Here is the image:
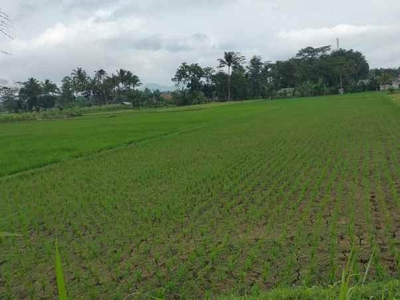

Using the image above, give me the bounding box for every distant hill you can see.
[140,83,176,92]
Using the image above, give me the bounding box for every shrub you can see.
[0,104,130,123]
[171,90,208,106]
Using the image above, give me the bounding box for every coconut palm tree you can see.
[60,76,75,105]
[93,69,108,105]
[38,79,59,109]
[116,69,127,93]
[71,67,89,98]
[218,51,245,101]
[18,78,42,111]
[42,79,59,95]
[124,71,141,91]
[94,69,107,84]
[105,75,120,103]
[114,68,141,98]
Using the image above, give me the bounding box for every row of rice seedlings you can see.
[355,111,398,280]
[228,135,328,289]
[344,135,363,281]
[258,127,336,286]
[381,116,400,271]
[179,123,326,292]
[303,135,346,286]
[263,131,333,234]
[128,122,306,296]
[279,137,335,285]
[374,122,400,277]
[196,128,311,291]
[326,136,351,283]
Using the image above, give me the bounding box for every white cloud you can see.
[1,0,400,85]
[278,24,391,41]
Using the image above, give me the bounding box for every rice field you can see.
[2,92,400,299]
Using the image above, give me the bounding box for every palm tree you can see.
[114,69,141,103]
[218,51,245,101]
[106,75,120,103]
[19,78,42,111]
[42,79,59,95]
[60,76,75,105]
[116,69,127,93]
[93,69,108,105]
[71,67,89,97]
[124,71,141,90]
[94,69,107,84]
[39,79,59,109]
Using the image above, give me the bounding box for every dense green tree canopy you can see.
[0,45,397,111]
[169,46,373,105]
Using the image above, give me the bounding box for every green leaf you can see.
[55,239,68,300]
[0,232,22,237]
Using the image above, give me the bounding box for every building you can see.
[277,88,295,97]
[380,77,400,91]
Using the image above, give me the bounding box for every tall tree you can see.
[329,49,369,89]
[0,86,19,112]
[60,76,75,106]
[124,70,141,91]
[116,69,127,93]
[247,56,264,98]
[202,67,215,99]
[93,69,109,105]
[115,69,141,99]
[104,75,119,103]
[94,69,107,83]
[18,78,42,111]
[231,64,249,100]
[42,79,58,94]
[212,71,229,101]
[38,79,59,109]
[71,67,90,98]
[295,46,331,84]
[260,62,274,99]
[218,52,245,101]
[377,72,393,86]
[172,63,205,92]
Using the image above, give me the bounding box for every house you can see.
[277,88,295,97]
[161,92,173,101]
[380,76,400,91]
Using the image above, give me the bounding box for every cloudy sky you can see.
[1,0,400,86]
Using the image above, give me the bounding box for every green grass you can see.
[217,280,400,299]
[0,101,270,177]
[55,239,68,300]
[2,92,400,299]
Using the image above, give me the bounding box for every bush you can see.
[78,104,128,113]
[171,90,208,106]
[0,104,135,123]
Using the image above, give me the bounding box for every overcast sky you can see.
[1,0,400,86]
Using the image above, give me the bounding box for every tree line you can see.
[0,68,167,112]
[171,46,392,105]
[1,46,400,112]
